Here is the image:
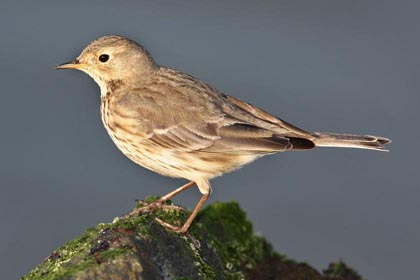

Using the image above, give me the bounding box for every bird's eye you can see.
[99,54,109,63]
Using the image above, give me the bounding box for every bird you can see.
[57,35,390,233]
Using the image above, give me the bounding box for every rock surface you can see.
[22,200,364,280]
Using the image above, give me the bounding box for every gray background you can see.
[0,1,418,279]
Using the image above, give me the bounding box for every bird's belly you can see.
[103,122,260,180]
[101,102,261,180]
[102,124,180,178]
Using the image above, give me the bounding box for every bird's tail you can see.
[312,132,391,151]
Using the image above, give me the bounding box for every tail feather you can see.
[312,132,391,151]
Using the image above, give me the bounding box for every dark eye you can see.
[99,54,109,63]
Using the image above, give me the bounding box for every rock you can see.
[22,200,364,280]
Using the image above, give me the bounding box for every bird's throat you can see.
[97,78,124,99]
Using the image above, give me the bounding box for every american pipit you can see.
[57,35,390,233]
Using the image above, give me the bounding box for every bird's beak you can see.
[56,59,83,69]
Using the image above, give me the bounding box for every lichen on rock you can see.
[22,200,364,280]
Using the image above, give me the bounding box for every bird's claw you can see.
[155,217,187,233]
[124,199,185,219]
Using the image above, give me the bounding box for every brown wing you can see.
[221,94,316,150]
[149,122,292,154]
[222,94,313,139]
[112,83,293,154]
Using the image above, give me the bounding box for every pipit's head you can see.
[57,35,157,88]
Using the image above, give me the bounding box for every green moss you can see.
[323,261,364,279]
[22,227,102,280]
[23,200,364,280]
[144,196,160,203]
[195,201,274,276]
[111,215,149,232]
[98,247,128,260]
[22,221,137,280]
[330,262,348,275]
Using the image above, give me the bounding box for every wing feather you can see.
[111,70,316,154]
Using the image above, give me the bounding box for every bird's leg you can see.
[125,181,195,218]
[155,192,210,233]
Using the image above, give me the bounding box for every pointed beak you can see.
[56,59,83,69]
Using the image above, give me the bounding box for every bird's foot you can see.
[123,198,184,219]
[155,217,187,233]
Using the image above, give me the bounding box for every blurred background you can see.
[0,1,418,279]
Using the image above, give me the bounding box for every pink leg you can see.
[155,192,210,233]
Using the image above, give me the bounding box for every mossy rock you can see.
[22,201,364,280]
